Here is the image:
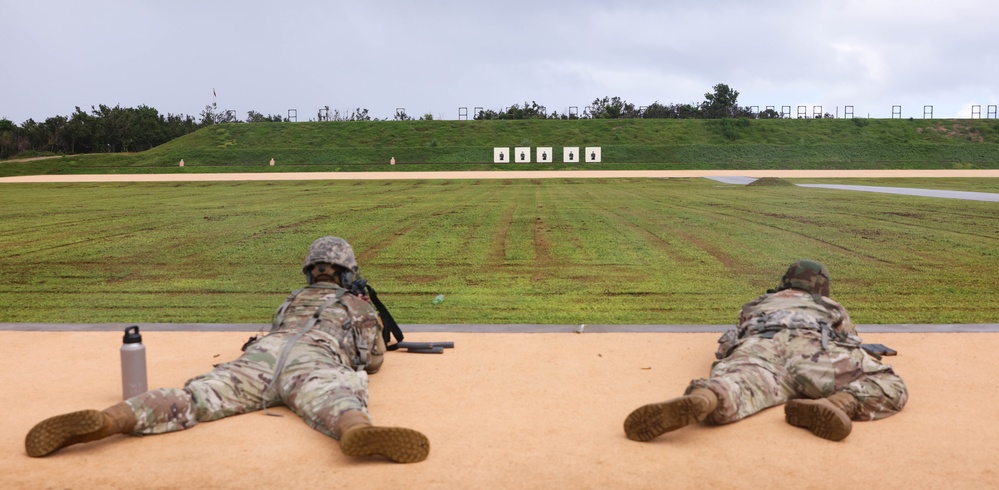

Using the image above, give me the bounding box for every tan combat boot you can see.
[336,410,430,463]
[25,402,137,457]
[623,388,719,442]
[784,391,858,441]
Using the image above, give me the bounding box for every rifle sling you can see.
[366,284,405,350]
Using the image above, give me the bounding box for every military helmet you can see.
[302,236,359,284]
[777,259,830,296]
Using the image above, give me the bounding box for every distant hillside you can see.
[4,118,999,176]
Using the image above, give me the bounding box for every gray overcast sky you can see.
[3,0,997,124]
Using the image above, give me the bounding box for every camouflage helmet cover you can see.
[777,259,830,296]
[302,236,359,276]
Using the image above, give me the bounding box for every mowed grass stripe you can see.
[0,179,997,324]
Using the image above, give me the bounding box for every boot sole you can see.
[624,396,710,442]
[785,399,853,441]
[25,410,105,457]
[340,427,430,463]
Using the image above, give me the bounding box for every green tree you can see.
[43,115,69,153]
[702,83,740,118]
[199,102,237,125]
[641,102,675,119]
[164,113,199,139]
[589,96,640,119]
[19,118,46,152]
[67,107,94,153]
[474,108,500,120]
[473,102,544,120]
[349,108,371,121]
[246,110,285,122]
[0,118,17,158]
[758,108,783,119]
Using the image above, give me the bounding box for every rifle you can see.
[861,343,897,360]
[393,341,455,354]
[354,280,454,354]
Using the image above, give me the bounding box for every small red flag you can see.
[213,88,217,98]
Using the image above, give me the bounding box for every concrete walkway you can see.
[796,184,999,202]
[705,176,999,201]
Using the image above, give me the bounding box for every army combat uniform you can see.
[125,282,386,438]
[26,236,428,463]
[625,259,907,442]
[690,288,908,424]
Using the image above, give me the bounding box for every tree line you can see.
[1,83,766,159]
[0,101,299,159]
[474,84,779,120]
[1,105,196,159]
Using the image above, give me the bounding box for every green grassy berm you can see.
[4,117,999,177]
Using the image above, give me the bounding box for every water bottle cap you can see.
[123,325,143,344]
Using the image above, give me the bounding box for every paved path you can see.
[705,175,999,201]
[796,183,999,201]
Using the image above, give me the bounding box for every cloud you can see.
[2,1,998,122]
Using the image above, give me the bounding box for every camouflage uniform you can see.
[121,236,387,440]
[689,282,907,425]
[26,237,429,462]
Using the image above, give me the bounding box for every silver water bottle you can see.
[120,325,148,400]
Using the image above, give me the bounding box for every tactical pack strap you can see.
[261,287,347,416]
[271,288,305,332]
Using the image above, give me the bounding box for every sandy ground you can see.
[3,330,998,489]
[4,170,998,488]
[3,168,999,183]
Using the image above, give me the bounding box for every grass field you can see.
[1,178,996,325]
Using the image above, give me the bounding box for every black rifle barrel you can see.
[405,347,444,354]
[395,341,454,350]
